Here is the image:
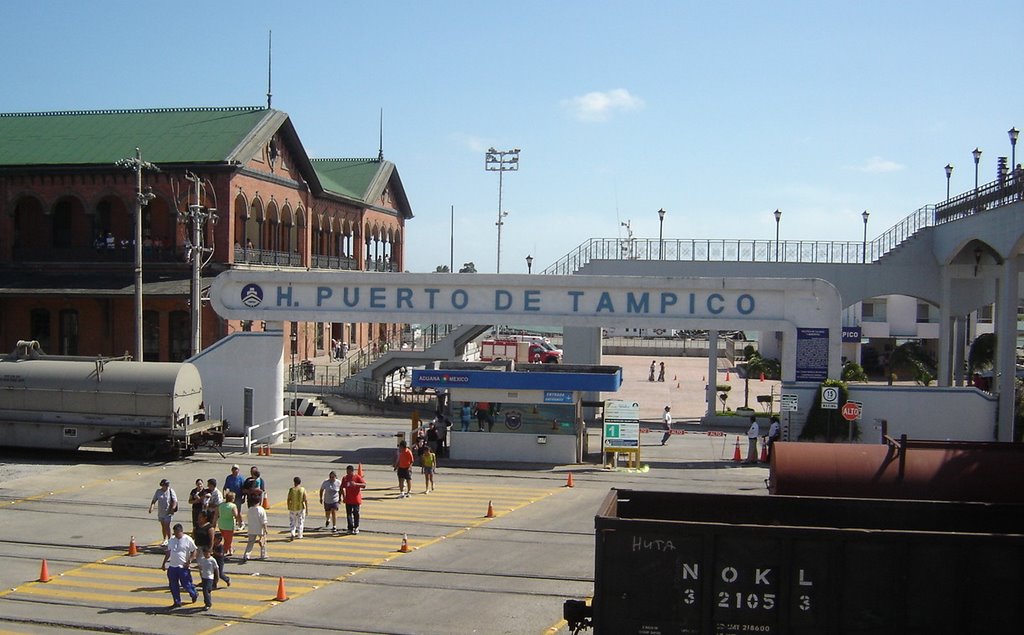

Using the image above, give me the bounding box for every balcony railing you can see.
[934,174,1024,223]
[11,245,181,263]
[540,204,938,276]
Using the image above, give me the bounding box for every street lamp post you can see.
[773,209,782,262]
[657,208,666,260]
[1010,127,1019,170]
[526,254,533,274]
[973,148,982,192]
[116,148,157,362]
[861,210,870,263]
[945,164,953,201]
[484,148,520,273]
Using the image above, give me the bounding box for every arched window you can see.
[30,308,51,351]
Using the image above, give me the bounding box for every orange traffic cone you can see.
[357,463,364,477]
[257,444,265,456]
[275,576,288,601]
[732,437,742,462]
[128,536,138,556]
[565,473,574,488]
[399,534,411,552]
[262,495,270,509]
[676,382,680,389]
[486,501,495,518]
[725,371,730,381]
[673,375,678,381]
[759,442,768,463]
[265,444,272,456]
[759,372,765,382]
[38,559,51,583]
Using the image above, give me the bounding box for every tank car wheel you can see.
[111,436,133,458]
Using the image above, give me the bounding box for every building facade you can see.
[0,106,411,361]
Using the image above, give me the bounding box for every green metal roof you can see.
[0,107,274,166]
[311,158,387,200]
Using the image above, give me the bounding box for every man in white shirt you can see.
[242,487,268,562]
[160,523,198,608]
[319,471,342,533]
[745,416,760,464]
[767,416,781,462]
[660,406,673,445]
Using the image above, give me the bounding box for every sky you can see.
[3,1,1022,274]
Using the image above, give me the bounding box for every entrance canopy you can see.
[210,271,842,380]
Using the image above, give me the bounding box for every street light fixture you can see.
[773,209,782,262]
[526,254,533,274]
[945,164,953,201]
[484,147,520,273]
[973,148,982,192]
[116,147,158,362]
[861,210,870,263]
[657,208,666,260]
[1010,127,1019,169]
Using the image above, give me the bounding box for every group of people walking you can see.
[648,360,668,382]
[148,464,289,609]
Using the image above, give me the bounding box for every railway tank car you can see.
[0,340,224,459]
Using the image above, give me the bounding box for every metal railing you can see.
[934,174,1024,223]
[541,204,937,275]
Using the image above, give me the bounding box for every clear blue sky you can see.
[4,1,1021,273]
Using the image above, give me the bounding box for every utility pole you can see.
[180,172,218,358]
[116,148,157,362]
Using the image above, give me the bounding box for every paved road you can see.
[0,414,769,635]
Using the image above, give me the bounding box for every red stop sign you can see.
[841,402,861,421]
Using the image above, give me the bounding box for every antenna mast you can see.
[266,30,273,109]
[378,108,384,161]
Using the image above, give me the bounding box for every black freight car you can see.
[565,489,1023,634]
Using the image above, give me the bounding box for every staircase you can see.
[284,394,336,416]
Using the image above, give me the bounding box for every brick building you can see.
[0,106,411,361]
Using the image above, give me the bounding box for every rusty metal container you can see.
[768,438,1024,503]
[572,489,1024,634]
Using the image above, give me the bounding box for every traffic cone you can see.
[760,372,765,382]
[38,559,51,583]
[257,445,265,456]
[357,463,364,477]
[674,375,678,381]
[676,382,680,389]
[486,501,495,518]
[565,473,575,488]
[759,442,769,463]
[265,444,273,456]
[275,576,288,601]
[732,437,742,462]
[128,536,138,556]
[399,534,411,552]
[725,371,730,381]
[262,495,270,509]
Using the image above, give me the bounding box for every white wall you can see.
[780,383,997,443]
[190,331,284,435]
[448,431,576,463]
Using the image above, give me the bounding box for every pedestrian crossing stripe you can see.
[2,481,563,626]
[8,562,325,619]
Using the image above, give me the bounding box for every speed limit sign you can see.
[821,386,840,410]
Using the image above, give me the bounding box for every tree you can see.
[841,361,868,382]
[434,265,450,273]
[968,333,995,375]
[458,262,477,273]
[798,379,860,442]
[889,341,936,385]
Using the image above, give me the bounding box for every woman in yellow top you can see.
[421,446,437,493]
[287,476,309,540]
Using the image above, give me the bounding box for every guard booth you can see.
[412,362,622,464]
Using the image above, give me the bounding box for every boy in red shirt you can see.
[340,465,366,534]
[394,440,414,498]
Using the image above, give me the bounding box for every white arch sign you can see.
[210,271,842,381]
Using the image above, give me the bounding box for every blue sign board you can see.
[841,326,862,343]
[543,390,575,404]
[795,327,829,382]
[411,368,621,392]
